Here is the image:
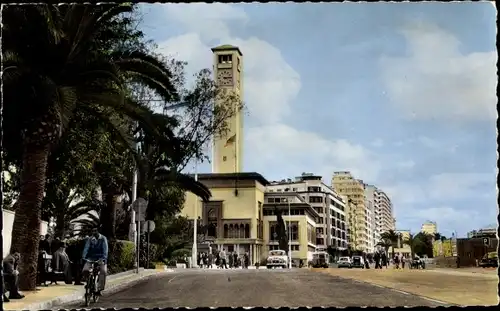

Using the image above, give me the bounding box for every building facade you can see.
[183,173,270,265]
[331,171,368,252]
[421,221,437,235]
[211,44,244,174]
[467,227,497,238]
[375,188,395,235]
[262,192,319,264]
[364,184,377,253]
[267,173,348,251]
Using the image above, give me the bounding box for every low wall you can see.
[2,209,48,258]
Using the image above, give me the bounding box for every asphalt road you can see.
[62,269,445,308]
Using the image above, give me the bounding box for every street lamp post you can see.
[192,162,198,268]
[288,198,292,269]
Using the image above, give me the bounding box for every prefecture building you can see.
[182,45,267,265]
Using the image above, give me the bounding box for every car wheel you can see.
[267,265,271,269]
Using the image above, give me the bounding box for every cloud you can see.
[427,173,495,200]
[380,21,497,122]
[245,123,382,182]
[395,160,415,169]
[162,3,249,41]
[371,138,384,148]
[157,4,301,124]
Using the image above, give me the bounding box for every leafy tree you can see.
[2,3,179,290]
[414,232,434,258]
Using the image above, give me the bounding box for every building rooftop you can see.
[211,44,243,56]
[190,172,269,186]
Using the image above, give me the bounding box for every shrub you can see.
[108,240,135,274]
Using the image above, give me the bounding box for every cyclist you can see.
[82,226,108,296]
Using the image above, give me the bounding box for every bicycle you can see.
[84,260,101,306]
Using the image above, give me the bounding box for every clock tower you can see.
[211,44,244,174]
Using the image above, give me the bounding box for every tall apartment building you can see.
[364,184,378,253]
[332,171,369,252]
[267,173,348,250]
[375,188,395,235]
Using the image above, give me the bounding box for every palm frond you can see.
[154,168,211,202]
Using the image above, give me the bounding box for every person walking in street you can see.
[401,255,406,269]
[228,251,234,268]
[244,252,249,269]
[374,252,381,269]
[233,252,239,269]
[207,252,213,269]
[220,249,228,269]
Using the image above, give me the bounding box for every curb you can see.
[14,269,171,311]
[313,269,454,306]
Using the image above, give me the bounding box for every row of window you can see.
[263,209,307,216]
[269,244,300,251]
[316,238,348,248]
[218,54,241,67]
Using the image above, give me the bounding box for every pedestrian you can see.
[220,248,228,269]
[374,252,381,269]
[233,252,239,268]
[244,252,249,269]
[401,256,406,269]
[394,255,400,269]
[228,251,234,268]
[208,252,213,269]
[381,253,387,268]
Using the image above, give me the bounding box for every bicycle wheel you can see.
[92,273,100,303]
[84,276,93,307]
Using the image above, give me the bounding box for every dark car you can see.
[479,253,498,268]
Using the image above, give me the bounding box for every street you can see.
[62,269,444,308]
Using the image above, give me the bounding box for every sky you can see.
[137,2,498,238]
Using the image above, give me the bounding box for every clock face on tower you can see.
[217,69,233,86]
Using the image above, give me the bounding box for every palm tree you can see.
[380,230,400,259]
[377,239,392,256]
[2,4,180,290]
[402,233,420,259]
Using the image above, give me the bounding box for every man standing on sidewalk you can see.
[220,249,228,269]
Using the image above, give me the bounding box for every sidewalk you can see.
[313,267,498,306]
[4,268,173,311]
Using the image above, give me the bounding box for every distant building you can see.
[421,221,437,235]
[467,227,497,238]
[332,171,367,252]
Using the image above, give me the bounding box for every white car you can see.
[337,257,352,268]
[266,250,288,269]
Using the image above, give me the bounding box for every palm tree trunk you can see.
[10,144,50,291]
[54,212,66,239]
[101,187,117,240]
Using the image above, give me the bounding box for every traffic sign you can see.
[141,220,155,233]
[132,198,148,221]
[483,237,490,247]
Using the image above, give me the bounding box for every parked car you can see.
[266,250,288,269]
[479,252,498,268]
[312,251,329,268]
[337,257,352,268]
[351,256,365,269]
